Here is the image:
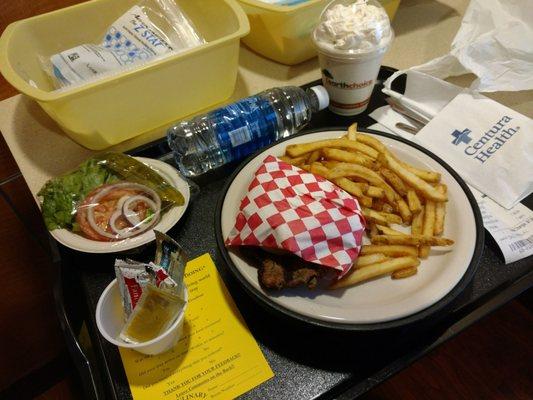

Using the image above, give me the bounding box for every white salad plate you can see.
[49,157,190,253]
[216,129,483,329]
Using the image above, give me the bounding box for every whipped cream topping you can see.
[314,0,392,53]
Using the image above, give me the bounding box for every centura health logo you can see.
[451,128,472,146]
[453,116,520,164]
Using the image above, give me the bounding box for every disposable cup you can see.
[315,47,388,115]
[312,0,393,116]
[96,279,188,355]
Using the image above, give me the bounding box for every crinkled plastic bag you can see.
[37,152,185,242]
[44,0,205,89]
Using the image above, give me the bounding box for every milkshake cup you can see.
[312,0,393,116]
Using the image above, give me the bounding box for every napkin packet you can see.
[414,91,532,210]
[225,155,366,278]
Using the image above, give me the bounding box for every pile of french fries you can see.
[279,124,454,289]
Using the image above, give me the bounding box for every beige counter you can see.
[1,0,531,200]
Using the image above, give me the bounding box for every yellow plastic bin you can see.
[0,0,250,150]
[238,0,401,65]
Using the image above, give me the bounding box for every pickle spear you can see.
[95,152,185,206]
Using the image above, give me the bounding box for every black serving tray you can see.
[56,67,533,400]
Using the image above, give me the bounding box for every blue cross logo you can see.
[451,128,472,146]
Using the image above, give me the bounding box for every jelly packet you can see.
[43,0,205,89]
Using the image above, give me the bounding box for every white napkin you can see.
[411,0,533,92]
[413,90,533,210]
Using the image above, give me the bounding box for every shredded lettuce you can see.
[38,159,118,230]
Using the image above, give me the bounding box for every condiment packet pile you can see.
[114,231,187,343]
[225,155,366,277]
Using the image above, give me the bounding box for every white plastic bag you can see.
[46,0,205,89]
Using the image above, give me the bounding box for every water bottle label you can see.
[228,126,253,147]
[212,97,278,161]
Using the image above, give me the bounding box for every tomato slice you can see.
[76,186,114,242]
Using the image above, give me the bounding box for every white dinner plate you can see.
[216,129,483,329]
[49,157,190,253]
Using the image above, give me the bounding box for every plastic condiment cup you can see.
[312,0,393,116]
[96,279,188,355]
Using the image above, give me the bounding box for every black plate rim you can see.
[214,127,485,331]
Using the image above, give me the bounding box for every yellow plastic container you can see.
[0,0,250,150]
[238,0,400,65]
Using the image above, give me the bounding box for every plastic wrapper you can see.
[42,0,206,89]
[37,152,184,243]
[154,231,187,293]
[225,155,366,278]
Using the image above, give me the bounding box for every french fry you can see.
[310,162,329,177]
[300,164,311,172]
[286,139,378,159]
[351,181,370,192]
[358,196,373,208]
[392,266,418,279]
[363,208,402,225]
[397,198,412,224]
[371,234,454,246]
[355,133,388,154]
[397,158,441,183]
[355,253,388,268]
[380,168,408,196]
[373,198,385,211]
[407,189,422,214]
[369,221,378,238]
[411,205,424,235]
[383,153,447,202]
[419,200,436,258]
[321,160,341,169]
[334,178,373,207]
[360,245,418,257]
[322,148,375,168]
[329,257,421,289]
[334,177,364,197]
[280,155,308,166]
[307,150,321,164]
[366,186,385,198]
[382,212,403,225]
[347,123,358,140]
[327,163,399,202]
[434,185,447,236]
[362,208,389,225]
[382,203,395,214]
[376,224,408,236]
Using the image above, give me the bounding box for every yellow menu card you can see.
[119,253,274,400]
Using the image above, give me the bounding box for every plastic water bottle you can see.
[167,85,329,177]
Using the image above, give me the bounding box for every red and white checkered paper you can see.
[225,155,366,277]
